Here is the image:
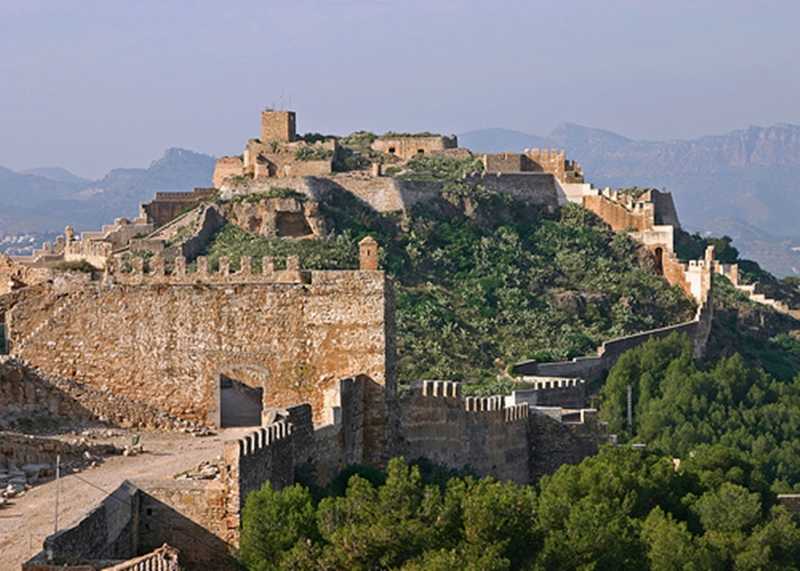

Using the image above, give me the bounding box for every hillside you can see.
[197,159,696,391]
[460,123,800,277]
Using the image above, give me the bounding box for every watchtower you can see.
[359,236,379,271]
[261,110,296,143]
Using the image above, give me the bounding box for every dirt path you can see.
[0,428,250,570]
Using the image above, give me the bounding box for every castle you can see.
[3,109,795,570]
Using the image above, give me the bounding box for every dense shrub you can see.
[601,333,800,492]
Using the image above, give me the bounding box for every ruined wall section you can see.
[140,189,217,228]
[582,194,652,231]
[371,135,457,161]
[8,267,393,428]
[527,411,602,479]
[396,381,530,483]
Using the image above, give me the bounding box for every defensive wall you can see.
[219,171,562,216]
[140,188,217,228]
[5,250,394,458]
[26,374,602,570]
[370,134,458,161]
[512,283,713,382]
[481,148,584,184]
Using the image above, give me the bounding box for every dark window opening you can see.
[417,149,425,154]
[654,247,664,275]
[220,374,263,427]
[388,147,396,154]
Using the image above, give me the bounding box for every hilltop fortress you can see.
[3,109,795,569]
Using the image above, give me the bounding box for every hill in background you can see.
[461,123,800,277]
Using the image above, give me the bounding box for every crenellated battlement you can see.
[421,379,461,398]
[417,381,528,422]
[107,254,312,285]
[464,395,504,412]
[505,403,529,422]
[235,420,293,457]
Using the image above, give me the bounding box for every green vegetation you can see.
[201,223,357,273]
[227,188,307,204]
[602,333,800,492]
[398,154,484,181]
[708,276,800,380]
[381,131,441,138]
[240,454,800,571]
[294,146,334,161]
[334,131,387,172]
[201,185,695,391]
[615,186,656,200]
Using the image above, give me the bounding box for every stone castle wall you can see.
[583,194,652,231]
[371,135,458,161]
[141,189,217,227]
[7,265,394,429]
[396,381,531,483]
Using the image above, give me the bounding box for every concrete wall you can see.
[24,481,141,568]
[8,265,394,429]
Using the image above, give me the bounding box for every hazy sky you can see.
[2,0,800,178]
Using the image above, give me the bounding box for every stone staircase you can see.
[12,293,77,353]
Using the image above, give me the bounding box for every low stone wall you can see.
[0,431,115,470]
[135,479,233,570]
[513,297,713,381]
[23,481,140,569]
[141,189,217,227]
[0,357,192,430]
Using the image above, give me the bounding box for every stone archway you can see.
[212,364,270,428]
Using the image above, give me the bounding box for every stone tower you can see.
[359,236,379,271]
[261,110,296,143]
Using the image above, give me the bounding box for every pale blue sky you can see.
[2,0,799,178]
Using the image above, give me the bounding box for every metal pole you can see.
[54,455,60,535]
[626,384,633,430]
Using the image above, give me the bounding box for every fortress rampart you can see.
[6,259,394,442]
[396,380,532,483]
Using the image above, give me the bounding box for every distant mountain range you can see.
[2,124,799,276]
[461,123,800,276]
[0,148,215,236]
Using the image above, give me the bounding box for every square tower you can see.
[261,110,296,143]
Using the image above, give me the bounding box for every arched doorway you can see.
[215,364,269,428]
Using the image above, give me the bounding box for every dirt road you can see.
[0,428,250,570]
